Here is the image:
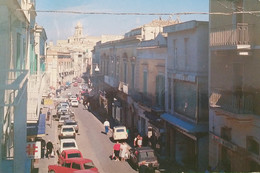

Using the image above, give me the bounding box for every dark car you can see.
[129,147,159,171]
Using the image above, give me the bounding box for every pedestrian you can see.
[113,141,121,161]
[120,142,129,161]
[103,119,110,135]
[46,140,54,159]
[137,135,143,147]
[134,134,143,148]
[40,138,46,159]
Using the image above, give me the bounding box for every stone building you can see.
[162,20,209,171]
[209,0,260,171]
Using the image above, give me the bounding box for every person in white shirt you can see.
[103,119,110,135]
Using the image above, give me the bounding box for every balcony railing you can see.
[210,23,251,47]
[210,88,254,114]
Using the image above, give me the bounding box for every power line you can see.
[17,9,260,16]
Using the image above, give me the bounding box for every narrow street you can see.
[38,86,137,173]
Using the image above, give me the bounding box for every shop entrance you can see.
[175,131,196,169]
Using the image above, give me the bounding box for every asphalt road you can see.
[66,85,137,173]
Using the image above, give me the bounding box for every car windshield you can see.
[60,117,69,121]
[116,129,125,132]
[68,153,81,158]
[63,142,76,148]
[83,162,95,169]
[62,128,74,132]
[139,151,155,161]
[65,122,77,125]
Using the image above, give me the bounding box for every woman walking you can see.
[113,141,121,161]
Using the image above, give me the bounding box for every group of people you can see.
[41,139,54,159]
[112,141,130,161]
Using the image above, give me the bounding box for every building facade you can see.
[209,0,260,171]
[0,0,36,172]
[162,21,209,171]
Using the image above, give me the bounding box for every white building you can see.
[0,0,36,172]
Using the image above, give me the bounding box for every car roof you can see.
[60,138,77,143]
[114,126,126,129]
[61,125,74,129]
[64,158,93,164]
[62,149,82,154]
[64,119,77,123]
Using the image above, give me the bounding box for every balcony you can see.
[209,88,254,122]
[210,23,252,49]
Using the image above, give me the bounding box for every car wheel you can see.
[48,170,55,173]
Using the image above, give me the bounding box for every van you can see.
[113,126,128,141]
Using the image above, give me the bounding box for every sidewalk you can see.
[37,106,59,173]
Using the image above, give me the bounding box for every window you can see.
[16,33,21,70]
[143,71,148,94]
[156,74,165,107]
[131,63,135,88]
[72,163,81,170]
[184,38,189,69]
[124,62,127,83]
[173,39,177,69]
[221,127,232,141]
[247,137,259,155]
[168,78,172,111]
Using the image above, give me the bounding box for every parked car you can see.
[59,139,78,153]
[69,95,77,102]
[64,120,79,133]
[59,125,76,139]
[57,102,70,110]
[113,126,128,141]
[58,115,71,127]
[57,107,69,117]
[71,100,79,107]
[58,149,83,165]
[48,158,98,173]
[129,147,159,171]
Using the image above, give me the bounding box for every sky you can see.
[36,0,209,43]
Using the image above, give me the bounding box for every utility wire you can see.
[17,9,260,16]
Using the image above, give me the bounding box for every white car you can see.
[59,139,78,153]
[113,126,128,141]
[59,125,76,139]
[70,100,79,107]
[69,96,77,101]
[58,115,71,127]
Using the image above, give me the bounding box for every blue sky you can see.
[36,0,209,43]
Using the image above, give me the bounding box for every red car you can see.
[58,149,83,165]
[48,158,99,173]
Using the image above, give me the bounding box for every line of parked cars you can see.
[48,100,99,173]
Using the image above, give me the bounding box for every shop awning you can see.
[27,114,46,137]
[161,113,208,133]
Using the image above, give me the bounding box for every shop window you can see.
[221,127,231,141]
[247,137,259,155]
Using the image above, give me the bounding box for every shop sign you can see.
[26,141,41,159]
[211,133,237,151]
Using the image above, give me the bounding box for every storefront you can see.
[161,113,208,171]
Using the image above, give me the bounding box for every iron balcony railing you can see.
[210,88,255,114]
[210,23,251,47]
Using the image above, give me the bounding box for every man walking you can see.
[46,140,54,159]
[103,119,110,135]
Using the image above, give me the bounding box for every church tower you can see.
[74,22,83,42]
